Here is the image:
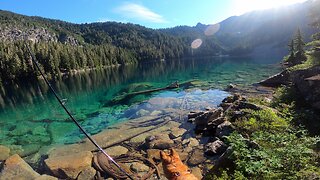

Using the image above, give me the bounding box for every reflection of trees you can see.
[0,57,227,112]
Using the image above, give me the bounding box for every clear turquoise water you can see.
[0,57,280,155]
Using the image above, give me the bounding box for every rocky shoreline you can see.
[0,85,273,179]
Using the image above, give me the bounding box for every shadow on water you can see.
[0,56,281,153]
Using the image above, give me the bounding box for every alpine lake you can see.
[0,56,281,157]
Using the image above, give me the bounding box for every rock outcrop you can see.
[186,93,264,172]
[259,66,320,110]
[0,154,40,180]
[0,26,57,42]
[292,66,320,110]
[204,140,227,155]
[258,70,290,87]
[0,26,79,45]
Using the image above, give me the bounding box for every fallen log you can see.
[105,82,179,106]
[122,81,179,97]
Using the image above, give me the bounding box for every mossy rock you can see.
[9,125,32,136]
[17,134,51,145]
[180,80,208,89]
[120,83,154,94]
[32,126,48,136]
[48,122,78,143]
[20,144,41,157]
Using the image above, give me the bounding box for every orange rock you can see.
[0,145,10,161]
[44,151,93,179]
[0,154,40,179]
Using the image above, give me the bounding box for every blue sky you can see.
[0,0,308,29]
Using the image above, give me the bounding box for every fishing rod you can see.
[25,42,135,180]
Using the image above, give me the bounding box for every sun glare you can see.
[232,0,308,15]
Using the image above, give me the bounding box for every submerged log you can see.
[105,82,179,106]
[121,81,179,97]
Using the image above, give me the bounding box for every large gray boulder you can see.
[205,140,228,156]
[258,69,290,87]
[293,66,320,110]
[215,121,234,139]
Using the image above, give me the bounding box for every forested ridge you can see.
[0,10,200,84]
[1,0,320,85]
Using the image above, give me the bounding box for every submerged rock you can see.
[20,144,41,157]
[0,154,40,179]
[32,126,48,136]
[150,110,162,116]
[44,151,93,179]
[9,125,32,136]
[169,127,187,139]
[48,122,78,143]
[135,109,150,117]
[18,134,50,145]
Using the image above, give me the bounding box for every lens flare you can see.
[204,23,220,36]
[191,39,202,49]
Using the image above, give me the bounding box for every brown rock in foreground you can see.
[77,166,96,180]
[44,151,93,179]
[34,174,58,180]
[0,154,40,180]
[0,145,10,161]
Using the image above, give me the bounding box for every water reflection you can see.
[0,57,280,115]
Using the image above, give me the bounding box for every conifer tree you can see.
[295,28,305,55]
[288,39,295,57]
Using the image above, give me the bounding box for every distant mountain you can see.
[163,0,319,57]
[0,10,190,60]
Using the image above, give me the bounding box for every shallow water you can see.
[0,56,280,155]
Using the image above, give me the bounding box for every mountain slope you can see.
[163,0,319,57]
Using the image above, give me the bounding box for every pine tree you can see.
[288,39,295,57]
[295,28,305,55]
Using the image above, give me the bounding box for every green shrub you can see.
[225,131,319,179]
[272,85,320,136]
[234,108,290,134]
[287,54,320,71]
[247,96,271,106]
[271,86,298,108]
